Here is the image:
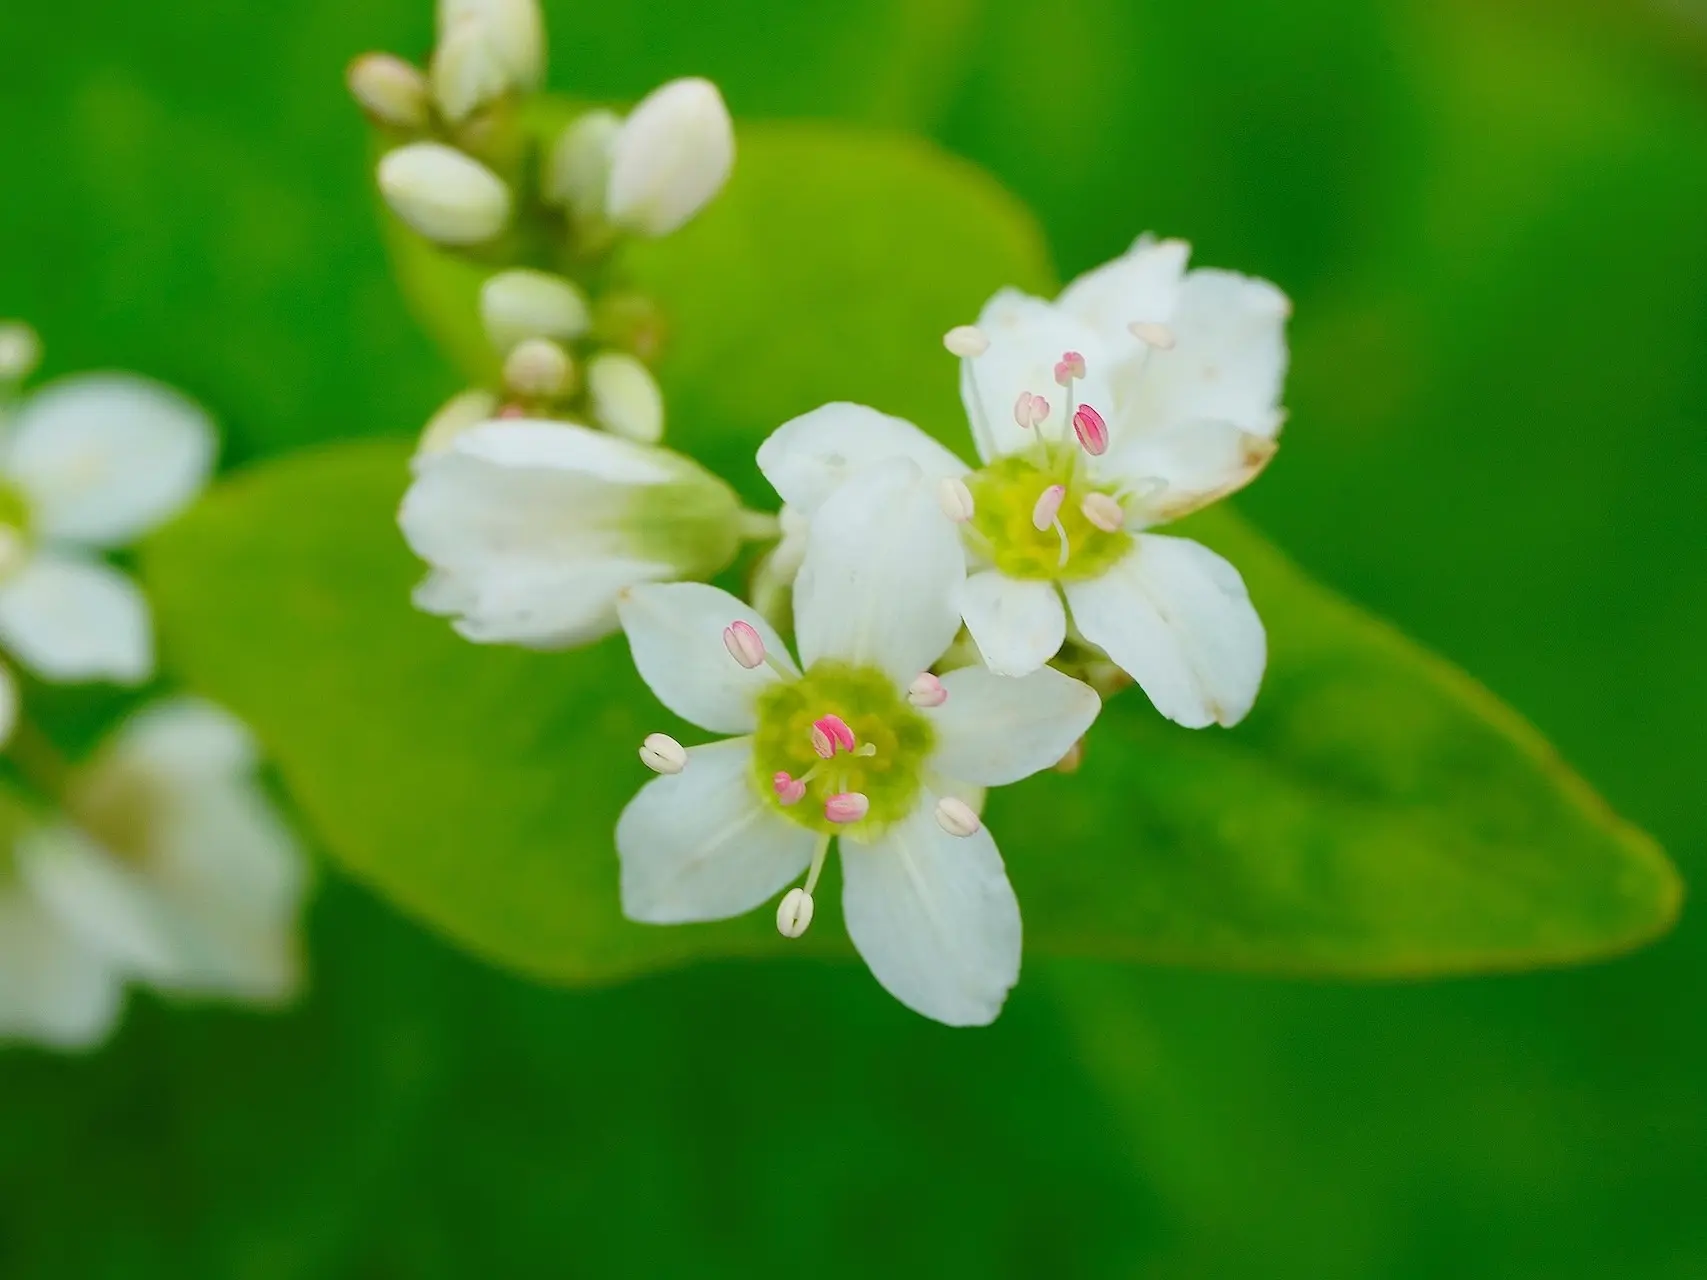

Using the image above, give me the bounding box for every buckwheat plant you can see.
[756,235,1289,728]
[351,0,765,647]
[0,324,308,1050]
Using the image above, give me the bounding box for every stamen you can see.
[1081,492,1124,533]
[908,672,948,708]
[935,796,981,837]
[1013,390,1036,430]
[942,325,990,357]
[1053,350,1086,386]
[824,792,870,824]
[1027,394,1051,429]
[1128,321,1176,349]
[810,713,856,758]
[1072,404,1108,456]
[1031,484,1066,532]
[722,619,766,669]
[937,476,975,523]
[639,732,687,775]
[776,887,815,938]
[772,771,807,805]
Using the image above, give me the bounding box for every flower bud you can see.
[606,78,735,237]
[639,732,687,775]
[586,351,664,444]
[480,269,590,353]
[433,0,543,122]
[0,321,42,383]
[377,142,511,245]
[417,388,500,459]
[545,110,621,216]
[347,53,430,129]
[776,887,814,938]
[502,339,574,398]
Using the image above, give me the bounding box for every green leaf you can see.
[144,123,1677,985]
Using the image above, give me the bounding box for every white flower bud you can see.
[480,269,590,353]
[377,143,512,245]
[934,796,981,838]
[776,887,814,938]
[347,53,430,129]
[503,338,574,398]
[433,0,543,123]
[0,321,42,383]
[586,351,664,444]
[606,78,735,237]
[639,732,687,775]
[544,110,620,216]
[417,388,500,459]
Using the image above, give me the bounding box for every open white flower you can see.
[401,418,744,648]
[0,699,309,1049]
[757,235,1287,729]
[0,373,215,685]
[616,460,1100,1026]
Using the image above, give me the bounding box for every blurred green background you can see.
[3,0,1705,1275]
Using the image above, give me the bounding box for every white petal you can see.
[96,696,257,779]
[1122,269,1290,438]
[0,885,124,1050]
[446,557,674,648]
[0,552,152,683]
[4,374,216,546]
[841,801,1021,1027]
[757,403,969,514]
[963,289,1115,463]
[928,664,1101,786]
[1064,534,1266,728]
[793,458,964,686]
[617,582,796,734]
[959,570,1066,678]
[1104,417,1278,524]
[1057,234,1191,335]
[0,661,16,748]
[448,418,679,482]
[616,737,816,923]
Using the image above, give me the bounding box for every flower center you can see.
[750,659,934,835]
[964,453,1130,582]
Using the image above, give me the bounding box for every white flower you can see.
[0,699,309,1049]
[400,418,743,648]
[377,142,512,246]
[0,373,214,684]
[615,460,1100,1026]
[756,235,1288,729]
[606,78,735,237]
[431,0,544,123]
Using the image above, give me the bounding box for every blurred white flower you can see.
[377,142,512,246]
[400,418,743,647]
[416,388,501,461]
[0,373,215,685]
[616,460,1100,1026]
[585,351,664,444]
[606,78,735,237]
[479,268,590,353]
[346,53,430,130]
[0,699,310,1050]
[431,0,544,123]
[756,235,1289,729]
[545,110,621,219]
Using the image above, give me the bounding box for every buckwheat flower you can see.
[0,372,215,684]
[606,78,735,237]
[756,237,1288,729]
[1,699,309,1048]
[616,460,1100,1026]
[401,418,743,647]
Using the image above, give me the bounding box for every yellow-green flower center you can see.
[751,660,934,835]
[964,452,1131,582]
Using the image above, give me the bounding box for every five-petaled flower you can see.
[615,459,1100,1026]
[757,234,1289,729]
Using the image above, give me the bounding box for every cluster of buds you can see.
[348,0,735,451]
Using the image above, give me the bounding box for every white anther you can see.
[942,325,990,357]
[1080,492,1124,533]
[1127,321,1176,350]
[934,796,981,838]
[937,476,975,523]
[1031,484,1066,532]
[639,732,687,774]
[776,887,815,938]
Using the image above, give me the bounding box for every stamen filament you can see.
[802,834,832,894]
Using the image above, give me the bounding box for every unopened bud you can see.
[480,269,590,352]
[0,321,42,383]
[417,388,500,458]
[586,351,664,444]
[723,620,765,669]
[377,142,511,245]
[824,792,869,825]
[606,77,735,236]
[502,339,574,398]
[942,325,989,357]
[434,0,544,123]
[545,109,621,215]
[934,796,981,838]
[907,672,948,708]
[776,887,814,938]
[639,732,686,774]
[937,476,975,523]
[347,53,430,130]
